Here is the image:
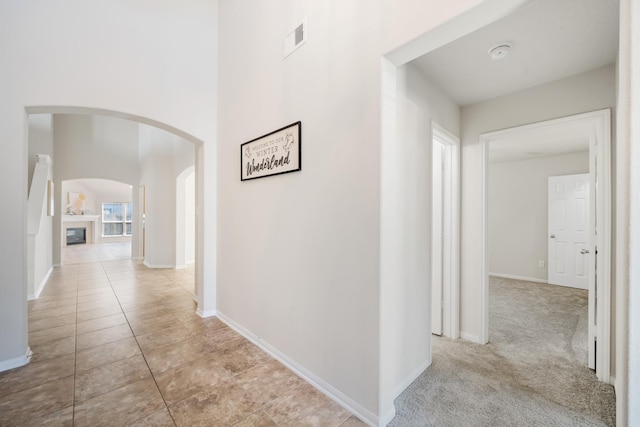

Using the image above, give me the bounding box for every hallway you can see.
[0,260,364,426]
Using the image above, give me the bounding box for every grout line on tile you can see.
[106,260,179,427]
[72,264,80,426]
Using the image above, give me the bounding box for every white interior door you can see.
[548,174,590,289]
[431,142,444,336]
[548,173,595,369]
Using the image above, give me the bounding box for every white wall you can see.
[489,152,589,282]
[139,124,195,268]
[380,62,460,419]
[54,115,140,183]
[216,1,518,423]
[459,65,616,344]
[172,126,196,268]
[176,167,196,268]
[0,0,217,371]
[27,160,53,301]
[185,171,196,265]
[53,114,140,261]
[28,115,54,190]
[27,116,54,300]
[217,2,383,419]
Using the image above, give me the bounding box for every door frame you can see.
[432,122,461,339]
[479,109,611,384]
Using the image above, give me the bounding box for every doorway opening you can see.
[176,166,196,270]
[176,166,196,297]
[60,178,133,265]
[480,109,612,382]
[25,107,209,315]
[430,122,460,339]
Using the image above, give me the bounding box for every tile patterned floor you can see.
[0,259,365,426]
[62,242,132,265]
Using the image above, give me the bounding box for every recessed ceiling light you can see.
[488,42,513,60]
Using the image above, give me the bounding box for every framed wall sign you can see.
[241,121,301,181]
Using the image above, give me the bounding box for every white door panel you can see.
[548,174,589,290]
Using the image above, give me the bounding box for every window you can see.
[102,202,132,236]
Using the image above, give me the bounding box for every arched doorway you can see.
[25,106,210,321]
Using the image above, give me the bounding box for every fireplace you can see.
[66,227,86,245]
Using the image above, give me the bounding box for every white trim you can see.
[196,308,217,318]
[143,261,175,269]
[595,109,612,384]
[380,407,397,427]
[610,375,616,388]
[28,266,53,301]
[217,311,378,427]
[479,109,612,383]
[460,332,482,344]
[0,347,31,373]
[393,359,431,399]
[480,131,490,344]
[549,282,588,291]
[432,122,461,340]
[489,272,547,284]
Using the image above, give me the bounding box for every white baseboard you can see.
[216,311,378,427]
[196,308,217,318]
[175,264,187,270]
[143,261,175,269]
[28,266,53,301]
[0,347,32,373]
[380,407,396,427]
[548,282,588,290]
[609,375,616,388]
[460,332,482,344]
[393,359,431,399]
[489,272,547,284]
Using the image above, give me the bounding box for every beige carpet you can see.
[390,276,616,426]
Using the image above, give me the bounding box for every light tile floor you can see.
[0,259,365,426]
[62,242,132,265]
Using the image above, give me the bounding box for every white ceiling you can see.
[486,118,591,163]
[411,0,619,107]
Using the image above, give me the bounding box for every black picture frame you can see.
[241,121,301,181]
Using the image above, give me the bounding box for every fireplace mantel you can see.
[62,214,100,222]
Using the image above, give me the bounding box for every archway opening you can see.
[25,106,207,316]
